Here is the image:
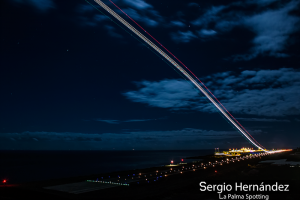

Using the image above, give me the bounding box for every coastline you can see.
[1,150,299,199]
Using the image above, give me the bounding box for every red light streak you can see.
[92,0,265,150]
[108,0,264,149]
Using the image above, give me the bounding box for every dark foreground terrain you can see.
[1,150,299,200]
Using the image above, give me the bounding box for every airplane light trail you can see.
[107,0,264,150]
[93,0,265,150]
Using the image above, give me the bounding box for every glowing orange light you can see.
[3,180,6,183]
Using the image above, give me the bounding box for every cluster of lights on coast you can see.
[1,149,292,186]
[214,147,283,157]
[86,149,292,186]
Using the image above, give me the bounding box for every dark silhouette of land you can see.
[1,150,299,200]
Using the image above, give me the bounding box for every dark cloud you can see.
[95,119,120,124]
[170,30,198,43]
[12,0,55,12]
[123,68,300,116]
[114,0,164,27]
[198,29,217,37]
[75,5,122,38]
[170,5,226,43]
[76,0,163,38]
[107,0,189,29]
[140,137,155,140]
[1,131,103,142]
[236,118,290,122]
[246,0,279,6]
[124,119,153,122]
[185,0,300,59]
[191,5,226,26]
[121,8,159,27]
[123,79,201,109]
[94,14,108,22]
[127,128,262,140]
[103,25,123,38]
[95,118,165,124]
[75,3,124,40]
[80,0,299,58]
[96,128,258,150]
[20,0,297,60]
[76,4,94,13]
[170,20,186,27]
[123,0,153,10]
[75,4,109,27]
[188,2,200,7]
[234,0,300,60]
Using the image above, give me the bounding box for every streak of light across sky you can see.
[91,0,265,150]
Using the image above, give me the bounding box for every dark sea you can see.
[0,150,213,184]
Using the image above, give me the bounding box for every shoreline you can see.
[0,149,212,185]
[1,150,299,199]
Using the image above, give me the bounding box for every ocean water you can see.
[0,150,213,184]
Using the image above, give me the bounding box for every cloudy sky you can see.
[1,0,299,150]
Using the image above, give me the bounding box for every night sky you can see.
[1,0,299,150]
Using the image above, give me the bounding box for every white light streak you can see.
[93,0,265,151]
